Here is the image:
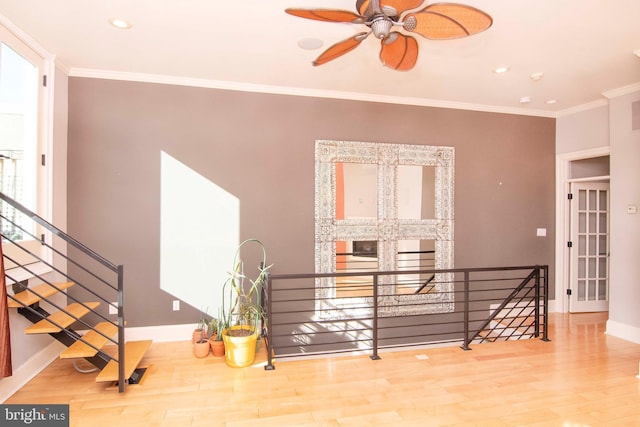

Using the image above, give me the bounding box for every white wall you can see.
[556,105,609,154]
[606,90,640,343]
[556,98,640,343]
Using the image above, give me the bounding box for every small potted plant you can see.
[208,315,226,357]
[193,315,211,358]
[192,313,208,344]
[220,238,271,367]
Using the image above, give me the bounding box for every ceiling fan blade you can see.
[358,0,424,16]
[313,32,370,66]
[381,0,425,15]
[356,0,370,16]
[285,8,364,23]
[379,32,419,71]
[404,3,492,39]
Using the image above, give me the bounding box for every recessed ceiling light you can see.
[109,18,132,29]
[519,96,531,104]
[493,66,510,74]
[530,72,544,81]
[545,99,557,105]
[297,38,323,50]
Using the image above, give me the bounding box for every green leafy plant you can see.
[209,314,226,341]
[220,239,272,337]
[194,310,209,343]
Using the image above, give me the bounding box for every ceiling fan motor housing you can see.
[369,16,393,39]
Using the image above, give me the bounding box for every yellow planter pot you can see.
[222,326,258,368]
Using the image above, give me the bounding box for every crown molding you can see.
[69,68,557,118]
[554,99,610,117]
[0,12,54,60]
[602,82,640,99]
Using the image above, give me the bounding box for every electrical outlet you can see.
[172,300,180,311]
[109,302,118,315]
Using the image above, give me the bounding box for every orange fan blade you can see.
[356,0,370,16]
[404,3,492,39]
[313,33,369,66]
[285,8,364,23]
[357,0,424,16]
[379,32,419,71]
[381,0,425,15]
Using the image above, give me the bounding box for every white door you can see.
[569,182,610,312]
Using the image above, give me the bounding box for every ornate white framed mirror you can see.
[314,140,455,318]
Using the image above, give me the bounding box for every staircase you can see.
[470,267,547,345]
[1,192,151,392]
[475,301,541,342]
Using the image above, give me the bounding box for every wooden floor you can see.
[5,312,640,426]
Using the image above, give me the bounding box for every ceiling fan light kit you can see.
[285,0,492,71]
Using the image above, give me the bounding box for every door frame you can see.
[568,181,610,312]
[0,17,56,275]
[555,146,610,313]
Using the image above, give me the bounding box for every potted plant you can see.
[192,313,208,344]
[208,315,226,357]
[220,238,271,367]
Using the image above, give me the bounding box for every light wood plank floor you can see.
[5,312,640,426]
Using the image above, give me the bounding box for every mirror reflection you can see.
[396,239,436,295]
[336,239,378,298]
[315,140,455,317]
[398,165,435,220]
[338,162,378,220]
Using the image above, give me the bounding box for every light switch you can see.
[627,205,638,214]
[536,228,547,237]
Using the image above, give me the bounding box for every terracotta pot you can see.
[192,328,207,344]
[209,337,225,357]
[193,340,210,358]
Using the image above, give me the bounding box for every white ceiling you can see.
[1,0,639,117]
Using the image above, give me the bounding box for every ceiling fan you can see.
[285,0,492,71]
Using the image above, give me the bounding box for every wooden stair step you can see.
[8,281,75,308]
[24,302,100,334]
[96,340,153,383]
[60,322,119,359]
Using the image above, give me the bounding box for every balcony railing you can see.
[264,265,549,369]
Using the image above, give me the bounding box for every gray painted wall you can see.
[609,91,640,332]
[67,77,556,328]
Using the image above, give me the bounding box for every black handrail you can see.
[264,265,549,370]
[0,192,127,392]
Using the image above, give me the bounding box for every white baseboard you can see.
[605,319,640,344]
[0,341,64,403]
[124,323,195,343]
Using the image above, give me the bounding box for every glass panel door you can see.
[569,182,609,312]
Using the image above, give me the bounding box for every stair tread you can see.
[8,281,75,308]
[24,302,100,334]
[60,322,119,359]
[96,340,153,383]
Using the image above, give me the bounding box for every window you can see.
[0,24,50,269]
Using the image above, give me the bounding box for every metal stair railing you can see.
[264,265,550,370]
[0,192,128,392]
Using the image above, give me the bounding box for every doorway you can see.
[556,149,610,313]
[568,182,610,312]
[0,24,49,268]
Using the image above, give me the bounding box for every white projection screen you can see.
[160,151,239,316]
